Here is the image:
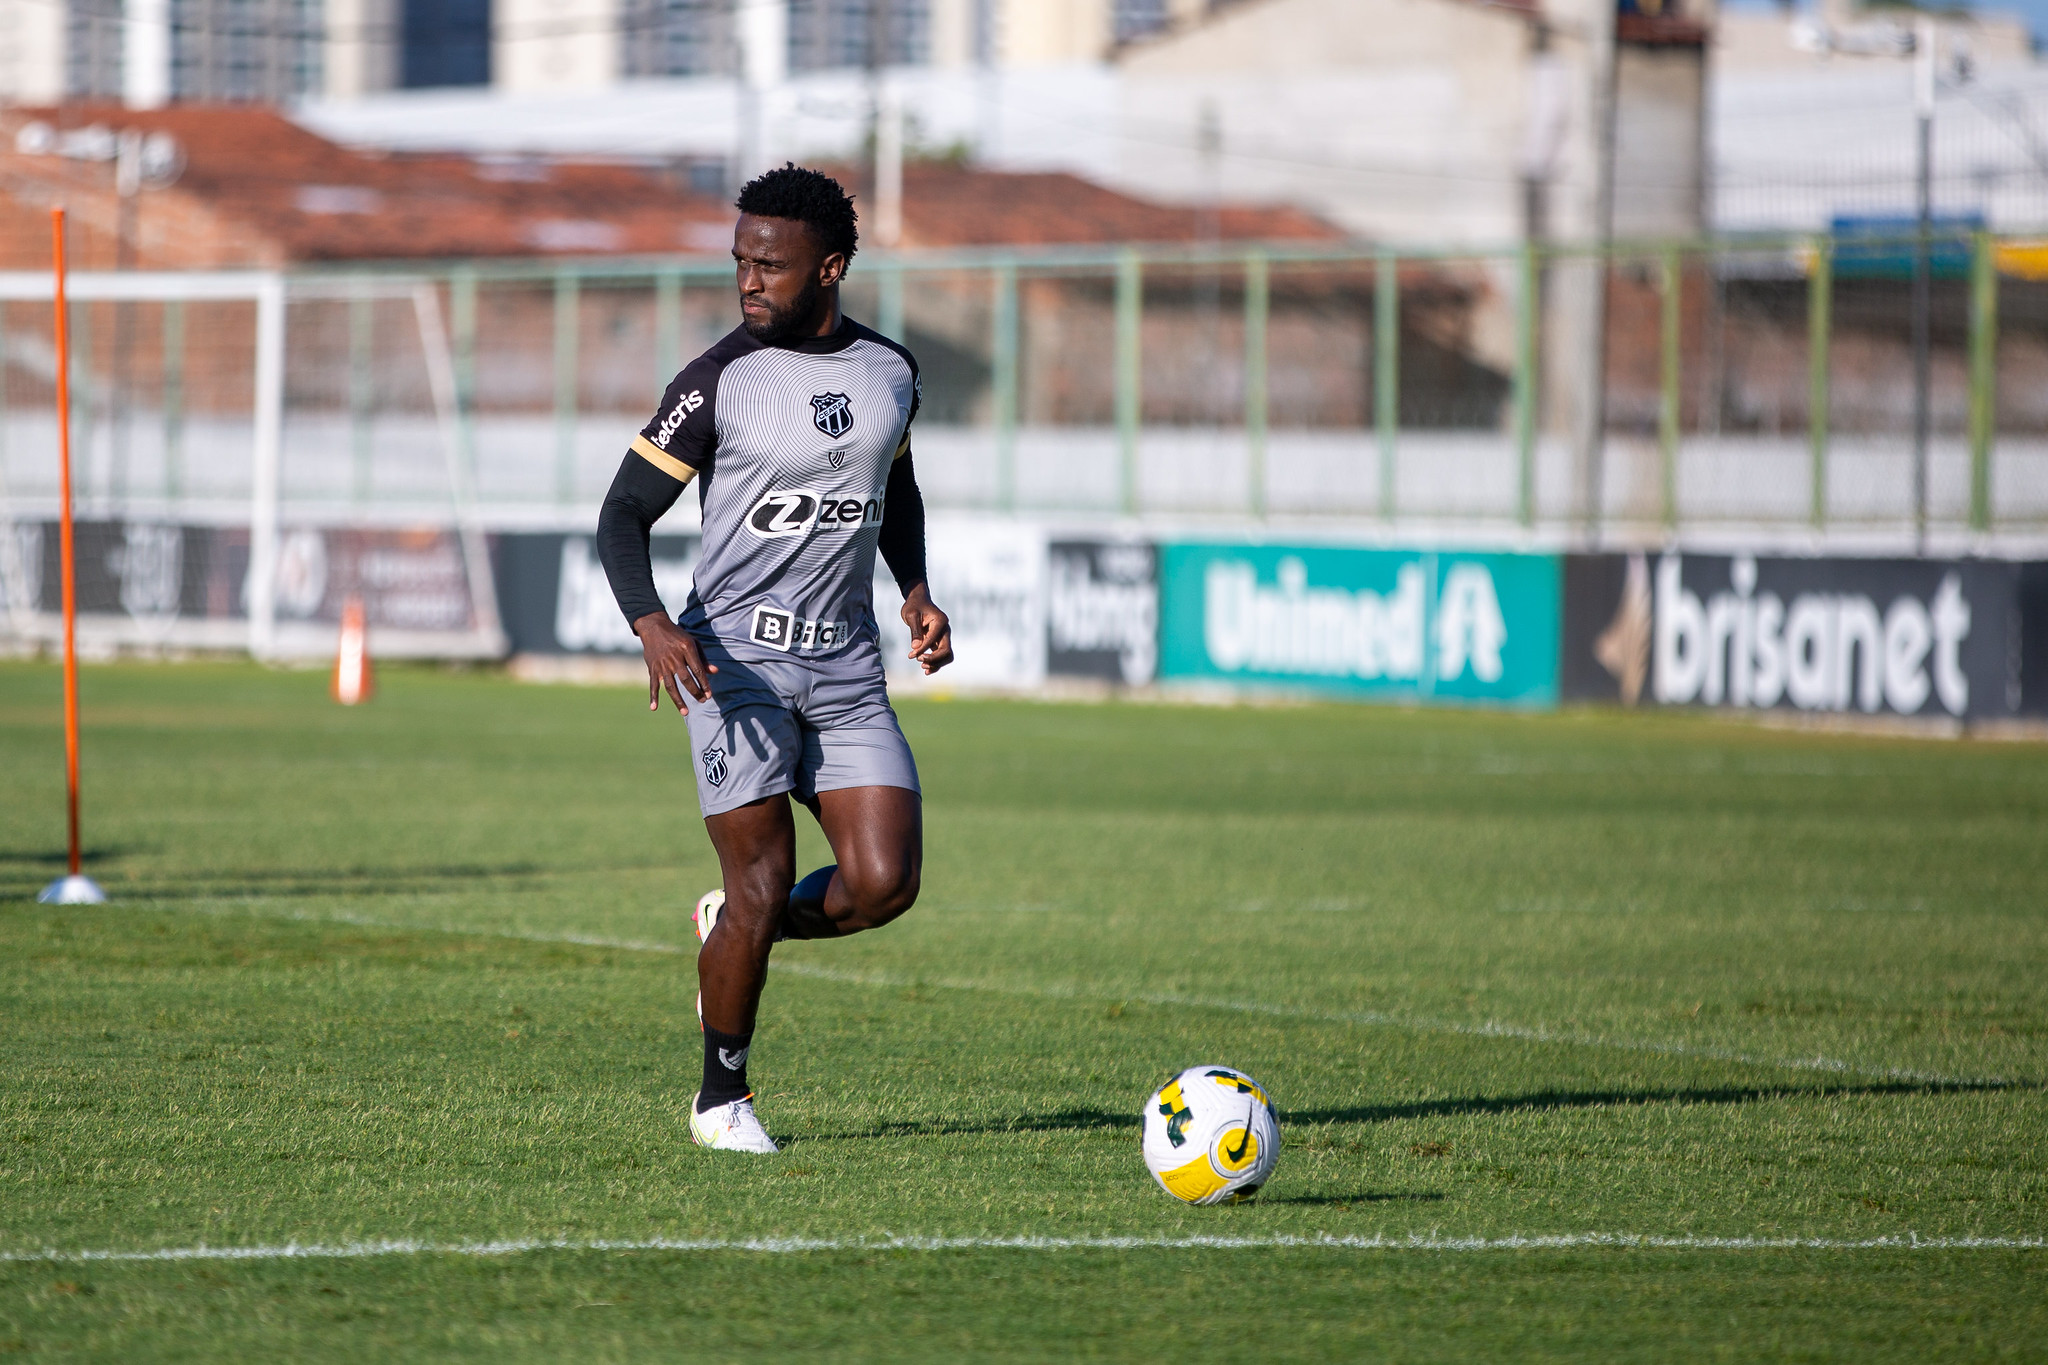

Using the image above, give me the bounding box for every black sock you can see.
[698,1023,753,1111]
[780,864,839,940]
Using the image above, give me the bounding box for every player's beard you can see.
[742,276,823,344]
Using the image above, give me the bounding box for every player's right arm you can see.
[596,361,720,714]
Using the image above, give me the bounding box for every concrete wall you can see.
[496,0,623,93]
[1716,6,2033,73]
[1118,0,1535,245]
[1612,42,1705,238]
[0,0,68,105]
[997,0,1110,66]
[325,0,401,98]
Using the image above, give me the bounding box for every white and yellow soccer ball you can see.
[1141,1065,1280,1205]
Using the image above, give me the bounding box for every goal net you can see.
[0,270,503,659]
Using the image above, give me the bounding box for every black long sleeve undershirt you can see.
[594,453,686,627]
[877,453,928,595]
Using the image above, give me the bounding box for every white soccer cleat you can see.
[693,888,725,944]
[689,1093,779,1154]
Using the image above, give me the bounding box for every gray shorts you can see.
[681,637,920,818]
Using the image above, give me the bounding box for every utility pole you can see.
[1912,15,1935,555]
[875,84,904,247]
[110,130,143,508]
[1572,0,1620,544]
[1788,11,1951,552]
[868,0,903,246]
[1196,100,1222,422]
[735,0,787,192]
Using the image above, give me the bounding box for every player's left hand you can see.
[900,583,954,676]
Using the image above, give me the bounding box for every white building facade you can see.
[0,0,1193,105]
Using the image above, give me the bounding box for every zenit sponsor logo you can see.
[744,489,884,538]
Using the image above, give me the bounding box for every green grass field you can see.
[1,660,2043,1360]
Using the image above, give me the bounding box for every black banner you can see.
[1562,551,2038,719]
[15,520,483,630]
[23,520,243,620]
[1045,539,1159,685]
[493,531,700,654]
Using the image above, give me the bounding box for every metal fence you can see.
[4,233,2048,543]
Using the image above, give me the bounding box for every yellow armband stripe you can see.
[631,434,698,485]
[893,430,912,461]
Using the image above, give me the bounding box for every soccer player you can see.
[596,165,952,1154]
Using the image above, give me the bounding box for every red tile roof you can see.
[0,105,1343,270]
[885,162,1345,249]
[0,105,736,266]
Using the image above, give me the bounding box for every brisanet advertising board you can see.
[1561,552,2046,720]
[1158,542,1561,706]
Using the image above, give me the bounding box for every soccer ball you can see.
[1141,1065,1280,1204]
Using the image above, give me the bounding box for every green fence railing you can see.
[5,231,2040,536]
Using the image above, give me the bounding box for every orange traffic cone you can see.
[332,595,373,705]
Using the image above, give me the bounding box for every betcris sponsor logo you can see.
[1158,543,1559,706]
[745,489,884,538]
[1564,552,2026,719]
[655,388,703,445]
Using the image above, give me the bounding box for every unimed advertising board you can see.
[1158,542,1561,706]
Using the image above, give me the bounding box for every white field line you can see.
[182,903,2014,1090]
[4,1232,2043,1266]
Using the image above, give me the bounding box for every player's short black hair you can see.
[735,164,859,262]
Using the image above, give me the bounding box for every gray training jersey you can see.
[630,319,920,664]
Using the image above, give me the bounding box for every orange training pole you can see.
[52,208,81,878]
[38,208,102,905]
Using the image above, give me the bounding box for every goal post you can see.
[0,269,505,661]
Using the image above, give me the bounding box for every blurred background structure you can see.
[2,0,2047,700]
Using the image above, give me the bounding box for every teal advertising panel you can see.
[1158,542,1561,707]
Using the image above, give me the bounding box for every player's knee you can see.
[843,859,918,925]
[725,864,796,940]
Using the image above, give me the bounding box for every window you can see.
[786,0,929,72]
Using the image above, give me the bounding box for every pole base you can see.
[37,874,106,905]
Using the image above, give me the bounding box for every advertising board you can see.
[9,520,240,621]
[1157,542,1560,706]
[498,520,1048,684]
[876,517,1047,690]
[4,519,481,634]
[493,532,699,655]
[1045,539,1159,686]
[1562,552,2042,719]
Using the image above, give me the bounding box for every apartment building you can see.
[0,0,1219,105]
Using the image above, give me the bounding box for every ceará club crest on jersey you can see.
[811,391,853,438]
